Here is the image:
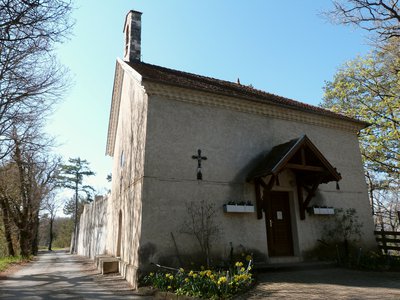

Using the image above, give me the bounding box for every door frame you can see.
[265,191,294,256]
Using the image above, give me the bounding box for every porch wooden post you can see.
[254,180,263,219]
[296,178,306,220]
[254,176,276,220]
[303,182,320,209]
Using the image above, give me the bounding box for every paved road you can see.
[236,266,400,300]
[3,251,400,300]
[0,250,150,300]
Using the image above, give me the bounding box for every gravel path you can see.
[3,251,400,299]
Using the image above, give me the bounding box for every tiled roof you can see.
[247,138,300,180]
[247,135,342,183]
[125,60,368,126]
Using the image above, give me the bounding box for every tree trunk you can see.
[368,182,375,216]
[48,217,54,251]
[1,201,15,256]
[31,214,39,256]
[71,178,79,254]
[19,228,32,257]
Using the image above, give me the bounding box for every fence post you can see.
[381,229,388,255]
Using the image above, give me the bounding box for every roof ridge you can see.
[137,61,298,99]
[138,61,252,90]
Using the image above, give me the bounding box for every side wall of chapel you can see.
[106,66,148,288]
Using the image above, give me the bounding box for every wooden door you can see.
[265,191,294,256]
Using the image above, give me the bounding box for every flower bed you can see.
[144,261,253,299]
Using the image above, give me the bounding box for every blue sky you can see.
[47,0,370,193]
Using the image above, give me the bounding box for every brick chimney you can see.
[123,10,142,62]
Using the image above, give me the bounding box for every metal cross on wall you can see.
[192,149,207,180]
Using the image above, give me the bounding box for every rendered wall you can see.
[78,64,375,289]
[139,86,375,266]
[77,196,108,259]
[106,63,148,288]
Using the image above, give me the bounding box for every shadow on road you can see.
[0,250,146,300]
[256,267,400,289]
[234,266,400,300]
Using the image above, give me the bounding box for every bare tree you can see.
[327,0,400,41]
[373,182,400,230]
[0,0,73,43]
[181,199,220,267]
[0,195,15,256]
[0,132,60,257]
[0,0,74,159]
[42,193,62,251]
[0,1,73,257]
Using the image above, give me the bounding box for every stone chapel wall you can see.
[106,63,149,288]
[139,85,376,266]
[77,195,109,259]
[76,61,148,289]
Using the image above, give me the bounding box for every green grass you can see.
[50,247,68,251]
[38,246,67,251]
[0,256,29,272]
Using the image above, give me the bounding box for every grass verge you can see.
[0,256,30,272]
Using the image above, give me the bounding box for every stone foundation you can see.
[119,261,139,289]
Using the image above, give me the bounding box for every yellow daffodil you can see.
[235,261,243,267]
[217,276,227,285]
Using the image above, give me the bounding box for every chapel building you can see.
[77,10,376,288]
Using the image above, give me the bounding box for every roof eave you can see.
[140,76,369,130]
[106,58,144,157]
[106,60,124,157]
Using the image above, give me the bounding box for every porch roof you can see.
[247,135,342,184]
[248,135,342,220]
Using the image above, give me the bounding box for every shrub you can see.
[319,208,364,265]
[358,251,400,271]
